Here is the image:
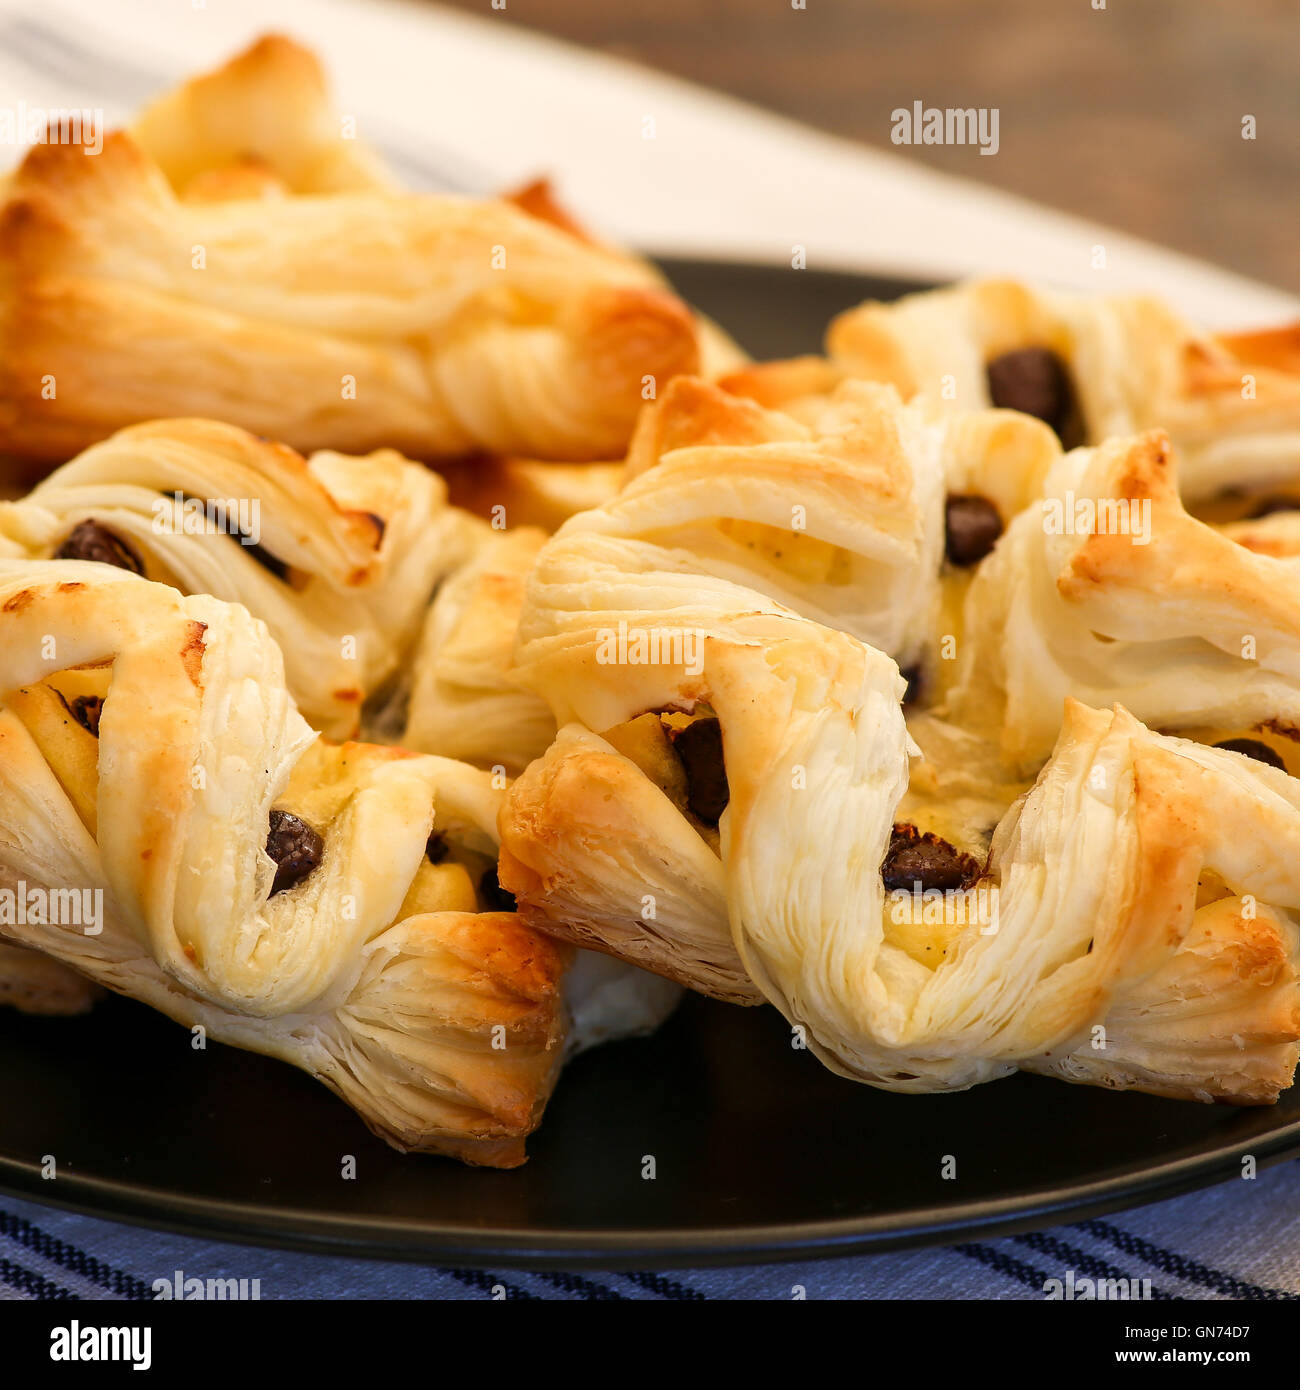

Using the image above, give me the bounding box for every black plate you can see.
[3,262,1298,1270]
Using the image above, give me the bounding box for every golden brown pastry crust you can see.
[129,34,398,199]
[0,417,478,737]
[827,277,1300,502]
[946,428,1300,770]
[1019,705,1300,1104]
[404,526,556,775]
[437,456,627,533]
[498,400,1300,1103]
[0,560,568,1165]
[0,131,700,464]
[500,723,753,1003]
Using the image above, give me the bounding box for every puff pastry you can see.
[496,394,936,998]
[827,277,1300,501]
[0,418,478,738]
[496,378,1053,991]
[128,34,396,200]
[946,428,1300,771]
[0,130,701,463]
[437,456,627,534]
[0,560,568,1165]
[498,416,1300,1101]
[601,374,1057,676]
[403,526,557,775]
[504,619,1300,1101]
[8,39,1295,1130]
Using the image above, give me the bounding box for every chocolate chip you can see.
[671,717,730,825]
[64,694,103,737]
[882,823,982,893]
[1213,738,1286,770]
[479,866,517,912]
[944,494,1003,567]
[265,809,324,895]
[425,831,449,864]
[55,520,144,574]
[1246,496,1300,520]
[900,664,922,707]
[985,347,1084,448]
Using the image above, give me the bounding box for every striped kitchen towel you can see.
[3,1161,1300,1299]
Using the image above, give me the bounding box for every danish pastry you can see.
[496,377,1047,987]
[0,560,568,1165]
[498,405,1300,1102]
[0,131,701,464]
[503,602,1300,1102]
[7,31,1297,1147]
[0,418,478,738]
[496,395,933,999]
[827,277,1300,502]
[946,428,1300,771]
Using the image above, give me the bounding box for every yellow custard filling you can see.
[714,518,855,586]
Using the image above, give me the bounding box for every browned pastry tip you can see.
[503,176,597,246]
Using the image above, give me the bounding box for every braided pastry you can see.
[502,590,1300,1101]
[498,407,1300,1103]
[594,375,1057,671]
[497,382,945,999]
[827,277,1300,502]
[946,428,1300,771]
[0,418,478,738]
[0,560,568,1165]
[495,378,1055,984]
[0,131,700,464]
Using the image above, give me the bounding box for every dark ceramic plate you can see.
[2,262,1298,1269]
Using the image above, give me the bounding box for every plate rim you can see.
[1,1115,1297,1269]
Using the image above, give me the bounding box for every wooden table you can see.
[435,0,1300,299]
